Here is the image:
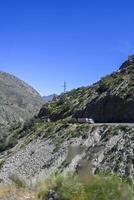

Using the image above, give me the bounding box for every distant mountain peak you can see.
[43,94,57,102]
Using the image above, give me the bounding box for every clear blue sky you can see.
[0,0,134,95]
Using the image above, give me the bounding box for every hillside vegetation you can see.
[0,173,133,200]
[38,57,134,122]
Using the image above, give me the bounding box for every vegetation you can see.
[0,172,133,199]
[0,159,5,169]
[98,76,113,92]
[35,173,134,200]
[0,116,44,152]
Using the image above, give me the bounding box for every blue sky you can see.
[0,0,134,95]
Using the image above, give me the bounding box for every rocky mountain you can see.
[0,57,134,198]
[39,56,134,122]
[0,71,44,127]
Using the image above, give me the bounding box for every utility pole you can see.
[60,81,67,103]
[63,81,67,93]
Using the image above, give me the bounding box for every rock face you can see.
[0,123,134,184]
[74,57,134,122]
[75,95,134,122]
[0,71,43,127]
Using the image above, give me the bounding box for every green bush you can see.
[98,76,112,92]
[35,173,134,200]
[0,159,5,169]
[36,173,85,200]
[84,174,134,200]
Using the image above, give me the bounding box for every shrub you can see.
[84,174,134,200]
[35,173,134,200]
[5,134,18,149]
[0,159,5,169]
[36,173,85,200]
[98,76,112,93]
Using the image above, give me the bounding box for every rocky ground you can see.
[0,122,133,185]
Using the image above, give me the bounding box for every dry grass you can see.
[0,185,16,198]
[0,185,35,200]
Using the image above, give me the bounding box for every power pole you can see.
[63,81,67,93]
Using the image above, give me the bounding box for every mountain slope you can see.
[0,57,134,187]
[0,122,134,184]
[39,56,134,122]
[0,71,43,127]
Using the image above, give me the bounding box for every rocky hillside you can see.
[0,71,44,127]
[0,121,134,184]
[0,57,134,199]
[39,56,134,122]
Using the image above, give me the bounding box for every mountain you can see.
[39,55,134,122]
[0,56,134,194]
[0,71,44,127]
[43,94,57,102]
